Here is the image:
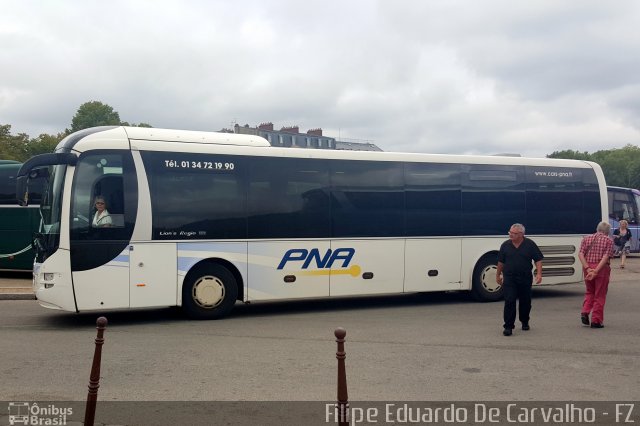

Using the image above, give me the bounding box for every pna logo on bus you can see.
[277,248,361,277]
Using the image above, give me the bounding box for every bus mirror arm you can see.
[15,152,77,206]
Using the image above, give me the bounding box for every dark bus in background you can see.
[607,185,640,253]
[0,160,44,271]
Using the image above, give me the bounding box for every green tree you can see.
[2,101,152,162]
[26,132,65,157]
[548,144,640,188]
[68,101,121,133]
[0,124,30,161]
[592,145,640,188]
[120,121,153,128]
[1,125,65,161]
[547,149,592,161]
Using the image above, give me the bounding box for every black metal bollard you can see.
[335,327,349,426]
[84,316,107,426]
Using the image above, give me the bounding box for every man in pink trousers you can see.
[578,221,614,328]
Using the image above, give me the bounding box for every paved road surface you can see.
[1,260,638,404]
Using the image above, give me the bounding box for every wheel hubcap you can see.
[480,265,501,293]
[192,275,225,308]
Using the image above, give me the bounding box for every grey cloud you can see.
[1,0,639,158]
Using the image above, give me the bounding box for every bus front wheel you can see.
[471,255,503,302]
[182,263,238,320]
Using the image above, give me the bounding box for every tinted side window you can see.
[0,165,19,205]
[462,165,526,235]
[248,157,330,238]
[581,169,603,231]
[70,152,137,240]
[331,160,404,237]
[405,163,461,236]
[70,151,137,271]
[143,153,247,240]
[526,167,584,234]
[609,189,638,225]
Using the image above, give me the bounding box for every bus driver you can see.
[92,196,112,228]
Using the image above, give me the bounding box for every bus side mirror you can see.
[29,168,49,179]
[16,168,48,206]
[16,175,29,206]
[15,152,77,206]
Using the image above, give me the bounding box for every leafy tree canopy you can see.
[2,101,153,162]
[547,149,592,161]
[121,121,153,128]
[0,124,31,161]
[548,144,640,188]
[1,124,64,162]
[68,101,121,133]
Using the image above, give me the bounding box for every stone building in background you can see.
[223,122,382,151]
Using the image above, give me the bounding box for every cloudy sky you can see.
[2,1,640,157]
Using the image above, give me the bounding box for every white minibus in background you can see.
[607,185,640,253]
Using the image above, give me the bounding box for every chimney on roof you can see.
[280,126,299,134]
[258,122,274,131]
[307,128,322,136]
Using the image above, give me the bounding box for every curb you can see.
[0,293,36,300]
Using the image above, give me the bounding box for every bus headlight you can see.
[43,273,55,281]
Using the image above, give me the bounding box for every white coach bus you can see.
[16,126,607,319]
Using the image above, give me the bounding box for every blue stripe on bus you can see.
[177,243,246,254]
[178,257,202,274]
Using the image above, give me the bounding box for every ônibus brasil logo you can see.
[277,248,361,277]
[7,402,73,425]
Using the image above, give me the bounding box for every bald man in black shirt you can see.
[496,223,543,336]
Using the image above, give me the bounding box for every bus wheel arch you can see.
[471,252,503,302]
[181,259,241,320]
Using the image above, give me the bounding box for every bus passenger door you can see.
[129,243,177,308]
[404,239,462,292]
[329,240,404,296]
[248,241,330,300]
[70,151,138,311]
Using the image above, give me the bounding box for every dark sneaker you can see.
[581,314,590,326]
[522,324,530,331]
[503,328,513,336]
[590,323,604,328]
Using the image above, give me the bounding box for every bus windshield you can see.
[40,165,66,233]
[34,164,66,262]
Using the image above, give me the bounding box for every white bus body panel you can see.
[125,127,270,147]
[329,240,404,296]
[33,249,75,311]
[248,241,330,300]
[73,256,129,310]
[68,127,131,152]
[404,239,462,292]
[129,243,177,308]
[533,235,583,285]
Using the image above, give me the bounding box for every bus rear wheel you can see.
[471,255,503,302]
[182,263,238,320]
